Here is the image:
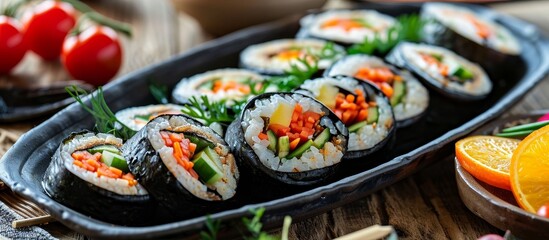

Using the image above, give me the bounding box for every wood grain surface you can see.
[0,0,548,239]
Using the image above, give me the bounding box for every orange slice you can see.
[510,125,549,213]
[455,136,521,190]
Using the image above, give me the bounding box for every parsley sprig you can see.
[348,14,426,55]
[66,86,136,140]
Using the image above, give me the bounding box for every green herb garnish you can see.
[66,86,136,140]
[266,57,319,92]
[348,14,426,55]
[496,120,549,138]
[181,96,234,126]
[148,80,169,104]
[200,215,221,240]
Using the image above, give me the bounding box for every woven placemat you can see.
[0,125,56,240]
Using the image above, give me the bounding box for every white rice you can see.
[115,104,184,131]
[240,39,345,75]
[147,116,239,201]
[400,42,492,96]
[422,3,520,55]
[301,10,396,44]
[61,132,148,196]
[325,55,429,122]
[297,77,394,151]
[172,68,270,106]
[241,94,344,172]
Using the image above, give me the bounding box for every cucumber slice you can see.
[135,114,151,121]
[185,135,215,153]
[203,147,223,171]
[278,136,290,158]
[192,150,223,184]
[267,130,277,152]
[348,121,367,132]
[366,107,379,124]
[101,151,129,172]
[286,140,314,159]
[88,145,120,155]
[390,80,406,106]
[453,66,474,81]
[313,128,331,149]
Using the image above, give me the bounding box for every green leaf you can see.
[148,80,169,104]
[200,215,220,240]
[180,96,235,126]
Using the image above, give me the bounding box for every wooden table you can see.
[1,0,548,239]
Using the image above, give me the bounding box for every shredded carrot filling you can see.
[419,53,449,77]
[262,104,323,150]
[72,150,138,186]
[466,15,492,39]
[321,18,366,31]
[211,79,259,94]
[333,89,371,125]
[161,131,199,179]
[354,67,399,97]
[275,49,304,61]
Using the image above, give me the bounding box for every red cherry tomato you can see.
[0,16,26,74]
[61,26,122,86]
[23,0,76,60]
[537,203,549,218]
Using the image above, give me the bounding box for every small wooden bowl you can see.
[455,111,549,239]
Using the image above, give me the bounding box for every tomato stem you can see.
[61,0,132,37]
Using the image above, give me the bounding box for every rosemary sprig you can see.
[148,80,169,104]
[348,14,426,55]
[66,86,136,140]
[180,96,234,126]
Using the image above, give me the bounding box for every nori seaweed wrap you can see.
[295,76,396,159]
[122,114,239,219]
[225,92,348,185]
[421,3,523,74]
[42,131,153,225]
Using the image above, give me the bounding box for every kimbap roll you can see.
[386,42,492,100]
[421,3,521,71]
[296,77,395,159]
[226,93,348,185]
[115,104,184,131]
[325,55,429,127]
[240,39,345,75]
[42,131,152,225]
[122,114,238,217]
[172,68,270,107]
[298,10,397,44]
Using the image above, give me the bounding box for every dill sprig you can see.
[348,14,426,55]
[66,86,136,140]
[266,57,319,92]
[180,95,234,126]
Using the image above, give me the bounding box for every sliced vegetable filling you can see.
[257,103,331,159]
[72,146,137,186]
[198,77,263,95]
[354,67,407,105]
[321,18,372,31]
[419,52,474,83]
[160,131,224,185]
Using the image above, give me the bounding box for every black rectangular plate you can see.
[1,3,549,239]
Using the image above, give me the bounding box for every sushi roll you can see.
[239,39,346,75]
[42,131,152,225]
[172,68,270,107]
[325,55,429,127]
[115,104,184,131]
[225,93,348,185]
[421,3,522,72]
[295,77,395,159]
[298,10,397,45]
[386,42,492,101]
[122,114,239,218]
